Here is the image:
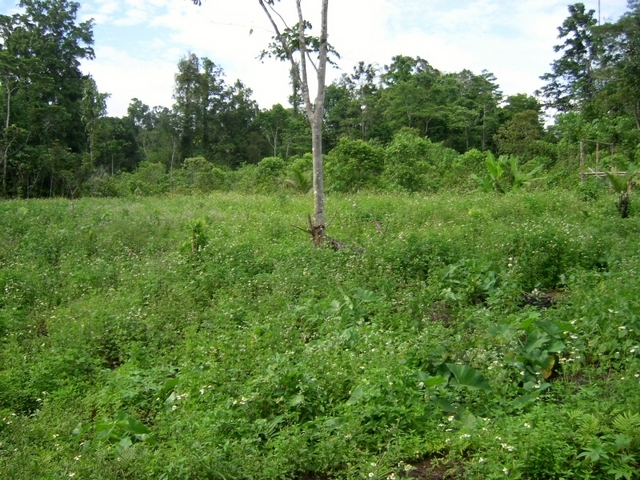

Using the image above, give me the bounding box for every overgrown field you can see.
[1,191,639,479]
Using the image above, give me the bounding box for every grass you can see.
[1,190,639,479]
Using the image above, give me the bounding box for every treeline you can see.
[1,1,640,198]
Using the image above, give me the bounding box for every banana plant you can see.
[606,164,638,218]
[472,153,544,193]
[508,156,544,190]
[472,152,506,193]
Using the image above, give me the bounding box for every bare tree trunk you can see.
[309,0,328,240]
[482,103,487,151]
[268,128,278,157]
[3,81,13,196]
[170,136,177,192]
[2,141,11,196]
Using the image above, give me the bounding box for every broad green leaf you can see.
[135,433,156,444]
[535,320,562,337]
[547,341,566,353]
[289,394,304,407]
[126,416,150,435]
[512,394,537,409]
[431,397,455,412]
[118,436,133,450]
[346,386,365,405]
[446,364,492,393]
[165,391,177,406]
[520,311,541,330]
[539,355,556,379]
[328,300,341,314]
[353,288,382,303]
[324,417,344,429]
[425,376,447,388]
[163,378,179,392]
[523,330,548,352]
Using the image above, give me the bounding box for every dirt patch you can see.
[298,474,329,480]
[521,290,565,309]
[405,458,464,479]
[428,302,454,328]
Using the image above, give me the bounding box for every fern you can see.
[566,408,585,423]
[612,412,640,435]
[283,167,312,194]
[578,413,602,438]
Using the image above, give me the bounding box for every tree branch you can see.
[257,0,312,119]
[295,0,314,120]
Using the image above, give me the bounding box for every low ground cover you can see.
[1,191,639,479]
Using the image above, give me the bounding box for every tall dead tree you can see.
[259,0,329,245]
[192,0,330,245]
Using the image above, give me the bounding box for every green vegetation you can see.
[2,1,640,478]
[3,2,640,201]
[1,191,640,479]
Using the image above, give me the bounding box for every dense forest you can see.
[1,0,640,198]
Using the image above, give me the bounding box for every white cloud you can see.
[113,9,151,27]
[82,45,177,115]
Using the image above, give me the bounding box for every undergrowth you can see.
[0,190,639,479]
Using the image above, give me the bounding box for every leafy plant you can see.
[473,153,544,193]
[327,287,384,325]
[182,218,208,254]
[73,412,156,454]
[606,164,638,218]
[492,313,568,406]
[283,166,312,194]
[438,258,499,305]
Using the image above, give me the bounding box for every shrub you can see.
[325,138,384,192]
[383,130,433,192]
[230,162,283,193]
[256,157,286,178]
[128,161,168,195]
[178,156,229,192]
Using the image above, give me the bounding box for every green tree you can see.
[380,56,442,136]
[324,62,385,147]
[540,3,600,115]
[383,130,432,192]
[172,54,260,167]
[598,2,640,129]
[255,104,304,159]
[80,76,109,164]
[494,110,544,159]
[0,0,95,197]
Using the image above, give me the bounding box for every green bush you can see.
[128,161,168,195]
[383,130,434,192]
[257,157,286,178]
[325,137,384,192]
[178,156,229,192]
[387,232,455,281]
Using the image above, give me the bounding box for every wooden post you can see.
[580,139,586,182]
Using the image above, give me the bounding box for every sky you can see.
[1,0,632,117]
